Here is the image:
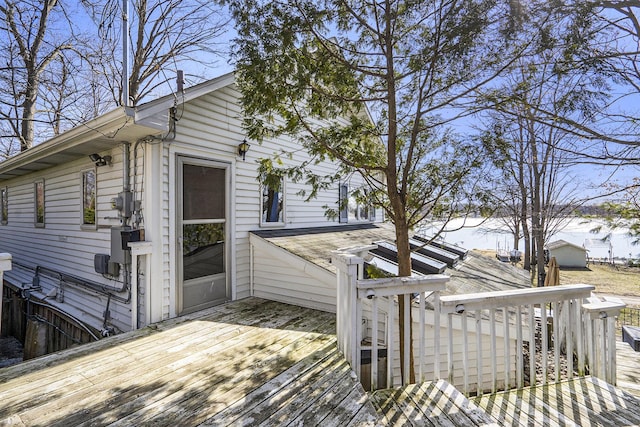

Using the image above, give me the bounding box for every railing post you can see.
[331,251,364,370]
[0,253,12,335]
[128,241,153,330]
[582,298,625,385]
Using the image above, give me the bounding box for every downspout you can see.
[123,141,131,195]
[122,142,135,327]
[0,253,11,334]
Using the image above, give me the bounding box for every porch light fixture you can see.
[89,153,112,167]
[238,139,250,161]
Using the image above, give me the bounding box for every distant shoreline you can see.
[418,217,637,260]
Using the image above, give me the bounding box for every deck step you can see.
[370,379,499,426]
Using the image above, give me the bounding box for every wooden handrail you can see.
[440,284,595,313]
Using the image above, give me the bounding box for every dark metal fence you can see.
[618,307,640,329]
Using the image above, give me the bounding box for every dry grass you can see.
[560,263,640,297]
[474,250,640,305]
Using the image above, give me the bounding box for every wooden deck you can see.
[476,376,640,426]
[616,339,640,398]
[372,375,640,426]
[3,297,640,427]
[0,298,378,426]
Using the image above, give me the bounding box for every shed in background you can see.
[546,240,587,268]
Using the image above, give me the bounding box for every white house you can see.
[546,240,588,268]
[0,72,533,393]
[0,72,379,342]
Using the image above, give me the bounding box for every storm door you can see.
[177,157,229,314]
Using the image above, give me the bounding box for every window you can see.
[34,179,45,227]
[261,177,285,226]
[340,183,376,223]
[82,169,96,226]
[1,187,7,225]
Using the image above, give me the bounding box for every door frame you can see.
[174,155,232,315]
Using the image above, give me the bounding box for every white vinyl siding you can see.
[250,234,336,312]
[0,151,133,332]
[160,84,371,313]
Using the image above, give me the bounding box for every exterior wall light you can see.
[89,153,112,167]
[238,139,250,161]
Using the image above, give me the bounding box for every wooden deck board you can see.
[475,376,640,427]
[6,302,324,424]
[616,340,640,398]
[119,324,336,426]
[371,379,499,427]
[0,298,379,427]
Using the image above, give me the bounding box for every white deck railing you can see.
[332,247,625,395]
[0,253,12,333]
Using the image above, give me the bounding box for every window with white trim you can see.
[82,169,97,227]
[34,179,45,227]
[260,177,285,226]
[1,187,7,225]
[340,183,376,223]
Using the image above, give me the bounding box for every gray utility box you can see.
[622,325,640,352]
[111,226,132,264]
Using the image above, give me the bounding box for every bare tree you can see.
[87,0,228,106]
[0,0,83,151]
[0,0,228,155]
[484,58,594,284]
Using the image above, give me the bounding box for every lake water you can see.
[418,217,639,261]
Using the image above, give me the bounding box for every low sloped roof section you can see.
[251,223,529,296]
[0,73,235,181]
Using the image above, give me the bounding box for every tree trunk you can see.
[394,217,415,384]
[20,88,37,151]
[520,182,531,271]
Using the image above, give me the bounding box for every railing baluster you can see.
[607,316,616,383]
[355,289,363,383]
[387,295,394,388]
[566,300,573,380]
[419,291,425,383]
[597,317,605,378]
[554,301,560,383]
[434,291,441,381]
[475,309,482,396]
[490,308,497,393]
[516,305,523,388]
[576,299,585,376]
[586,313,594,377]
[462,311,469,395]
[541,303,548,385]
[403,293,410,386]
[503,307,510,389]
[528,304,536,387]
[448,313,454,384]
[372,296,379,391]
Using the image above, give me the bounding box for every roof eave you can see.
[0,107,165,181]
[0,72,237,182]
